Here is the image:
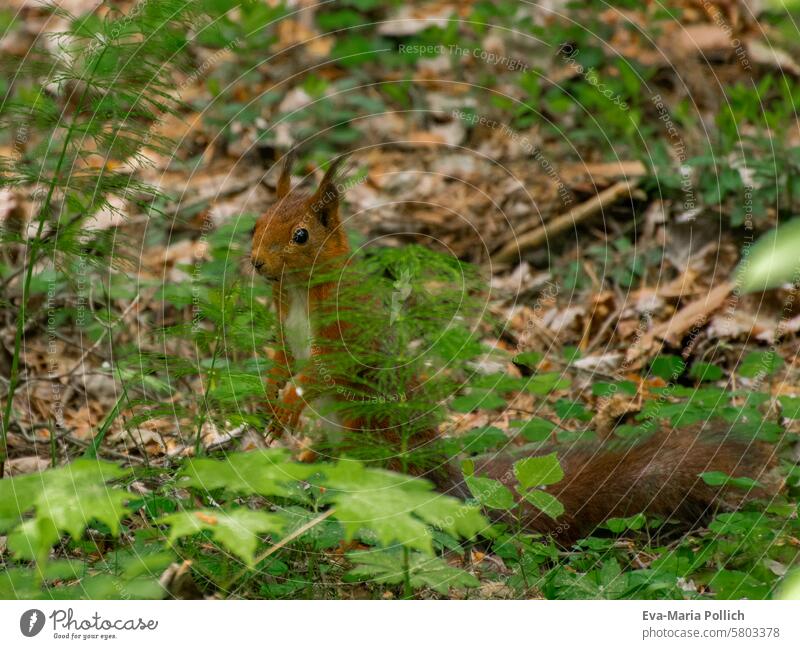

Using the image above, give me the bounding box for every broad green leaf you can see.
[738,350,783,378]
[346,549,479,595]
[547,560,628,600]
[0,568,42,599]
[430,325,484,360]
[699,471,763,490]
[469,373,527,393]
[709,511,767,535]
[513,351,542,368]
[281,505,344,551]
[161,508,285,566]
[736,218,800,292]
[7,517,60,563]
[779,396,800,419]
[464,475,515,510]
[650,355,686,380]
[320,460,488,554]
[458,426,507,453]
[510,417,555,442]
[40,559,86,581]
[554,398,591,421]
[592,381,638,397]
[178,449,315,500]
[0,460,131,561]
[709,569,770,599]
[612,423,650,440]
[689,362,723,382]
[50,575,165,600]
[514,453,564,489]
[523,372,571,395]
[451,389,505,413]
[521,489,564,520]
[779,570,800,600]
[602,512,646,533]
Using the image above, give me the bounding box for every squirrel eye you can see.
[292,228,309,245]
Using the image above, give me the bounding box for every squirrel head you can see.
[251,152,350,283]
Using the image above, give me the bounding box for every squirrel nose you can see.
[252,258,264,270]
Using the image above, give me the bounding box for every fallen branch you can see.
[626,280,735,364]
[492,178,641,264]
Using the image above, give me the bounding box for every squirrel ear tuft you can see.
[277,150,297,199]
[310,154,350,228]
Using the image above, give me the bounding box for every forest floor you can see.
[1,0,799,599]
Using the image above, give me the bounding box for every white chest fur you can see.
[283,287,312,361]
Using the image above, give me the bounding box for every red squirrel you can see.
[250,153,781,543]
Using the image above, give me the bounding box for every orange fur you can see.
[251,152,780,541]
[251,154,351,434]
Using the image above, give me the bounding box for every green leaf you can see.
[458,426,508,453]
[736,217,800,292]
[553,398,591,421]
[780,396,800,419]
[320,460,488,554]
[0,568,41,599]
[464,475,516,510]
[547,559,628,599]
[178,449,315,500]
[650,355,686,380]
[346,549,479,595]
[431,326,484,360]
[0,460,131,561]
[514,453,564,489]
[612,423,650,440]
[451,389,505,413]
[523,372,571,395]
[330,34,389,66]
[160,508,285,567]
[709,569,770,599]
[316,9,363,31]
[510,417,555,442]
[738,351,783,378]
[282,506,344,551]
[602,512,646,533]
[51,574,165,600]
[592,381,638,397]
[689,362,723,382]
[779,569,800,600]
[520,490,564,520]
[513,351,542,368]
[175,453,490,555]
[699,471,763,490]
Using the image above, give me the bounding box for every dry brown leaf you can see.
[6,456,49,476]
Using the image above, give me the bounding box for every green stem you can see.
[306,546,315,599]
[515,510,531,591]
[402,546,412,599]
[83,393,125,460]
[0,45,109,477]
[194,331,222,457]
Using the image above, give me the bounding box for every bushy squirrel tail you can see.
[437,425,782,544]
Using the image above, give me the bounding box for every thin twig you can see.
[225,507,337,596]
[492,179,640,264]
[64,435,147,464]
